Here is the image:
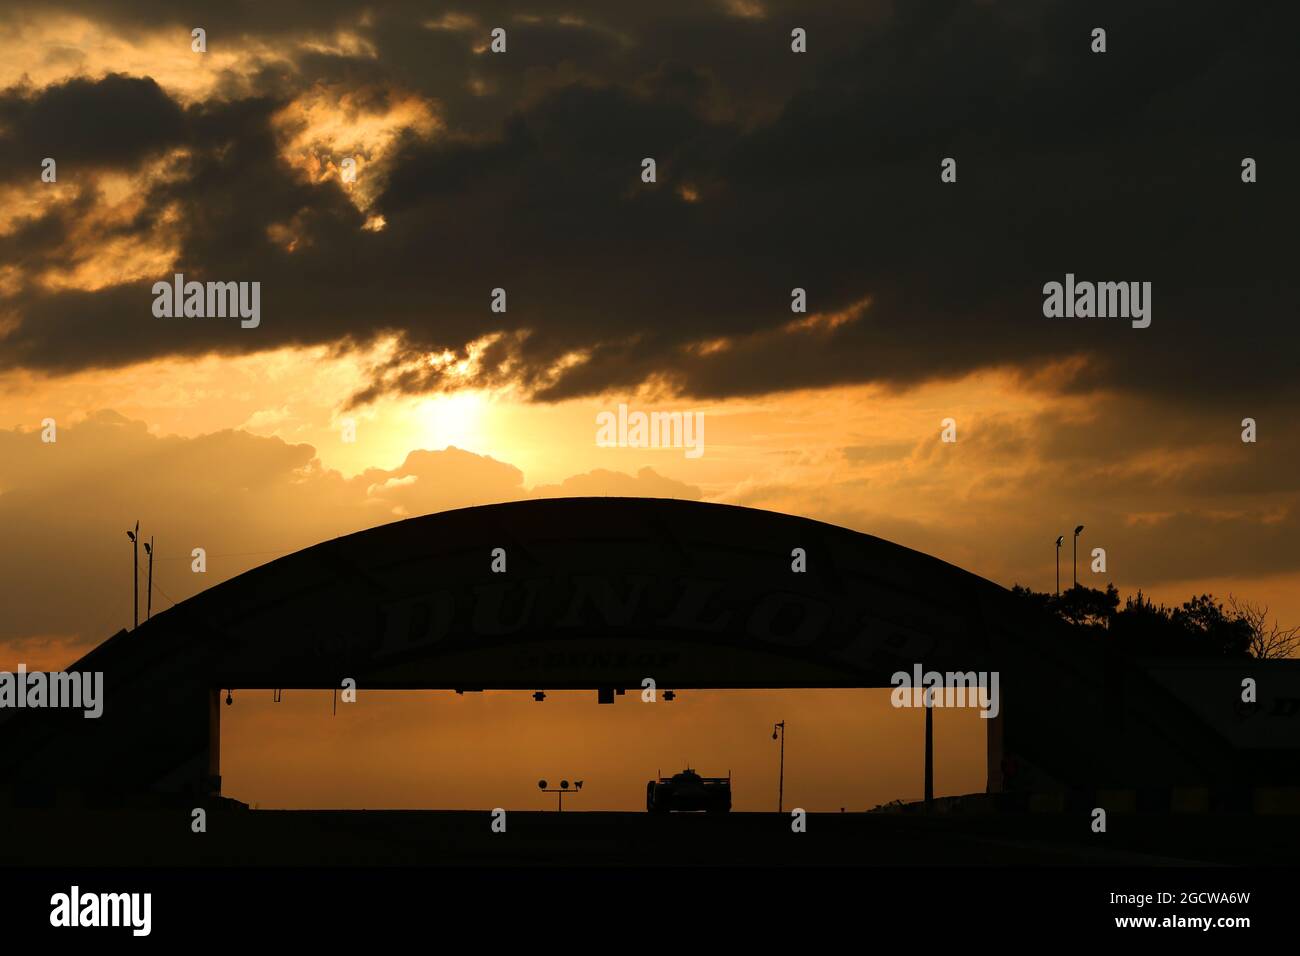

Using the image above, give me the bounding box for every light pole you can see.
[772,720,785,812]
[126,521,139,629]
[1055,535,1063,596]
[538,778,583,812]
[143,537,154,621]
[924,693,934,812]
[1073,525,1085,589]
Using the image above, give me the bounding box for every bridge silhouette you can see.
[1,497,1295,812]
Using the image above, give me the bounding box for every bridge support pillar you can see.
[205,687,222,795]
[985,706,1005,793]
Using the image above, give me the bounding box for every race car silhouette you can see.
[646,767,732,813]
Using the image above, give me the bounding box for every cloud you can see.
[0,411,700,658]
[532,465,699,499]
[0,1,1295,412]
[0,74,184,180]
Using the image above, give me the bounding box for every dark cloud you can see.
[0,0,1296,409]
[0,74,185,181]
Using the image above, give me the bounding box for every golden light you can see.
[416,391,486,451]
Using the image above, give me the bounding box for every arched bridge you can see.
[1,498,1287,807]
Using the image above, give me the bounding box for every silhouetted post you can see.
[538,779,582,811]
[126,521,139,629]
[1073,525,1084,588]
[924,698,934,811]
[144,537,154,621]
[772,720,786,812]
[1055,535,1063,596]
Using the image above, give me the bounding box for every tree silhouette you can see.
[1228,596,1300,659]
[1012,583,1267,658]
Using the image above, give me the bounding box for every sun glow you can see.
[416,391,486,452]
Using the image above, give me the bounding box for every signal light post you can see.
[538,778,583,812]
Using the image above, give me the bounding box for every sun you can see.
[416,391,486,451]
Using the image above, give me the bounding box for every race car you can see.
[646,767,732,813]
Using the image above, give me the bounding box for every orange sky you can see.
[1,2,1296,810]
[3,357,1292,807]
[221,689,987,812]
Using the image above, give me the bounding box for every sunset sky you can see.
[1,1,1296,810]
